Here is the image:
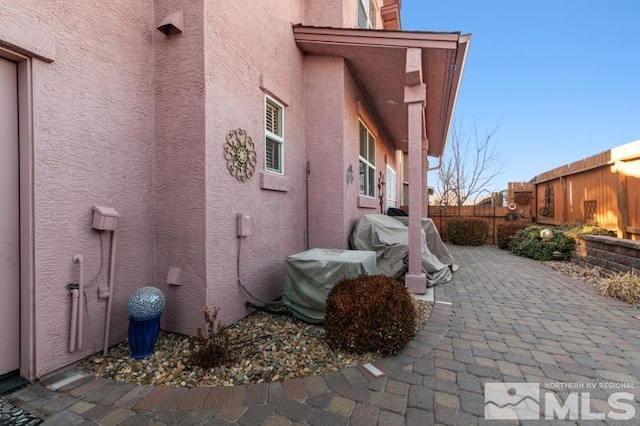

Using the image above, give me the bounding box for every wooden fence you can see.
[427,205,512,245]
[510,140,640,240]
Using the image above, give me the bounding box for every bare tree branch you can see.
[432,119,504,207]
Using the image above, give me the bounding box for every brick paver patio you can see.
[5,245,640,425]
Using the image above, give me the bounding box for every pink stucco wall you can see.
[304,0,345,27]
[305,56,400,249]
[304,0,382,29]
[153,0,208,337]
[1,0,406,378]
[342,65,399,233]
[2,0,156,376]
[305,56,347,249]
[203,0,307,328]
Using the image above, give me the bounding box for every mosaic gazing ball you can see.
[540,228,554,242]
[128,286,165,320]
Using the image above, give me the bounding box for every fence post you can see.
[617,170,629,239]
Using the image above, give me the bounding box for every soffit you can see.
[294,26,470,157]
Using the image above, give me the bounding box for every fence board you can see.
[428,206,511,245]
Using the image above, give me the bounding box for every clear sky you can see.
[401,0,640,193]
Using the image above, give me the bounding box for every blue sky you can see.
[401,0,640,192]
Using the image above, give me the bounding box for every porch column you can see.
[404,48,427,294]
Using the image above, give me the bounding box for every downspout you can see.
[427,155,442,172]
[103,229,117,356]
[305,161,310,250]
[72,254,84,350]
[69,289,79,352]
[425,155,442,214]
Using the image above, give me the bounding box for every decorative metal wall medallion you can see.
[346,163,354,186]
[377,171,385,213]
[224,129,257,182]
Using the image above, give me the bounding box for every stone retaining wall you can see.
[573,235,640,273]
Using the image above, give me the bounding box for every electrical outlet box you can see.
[92,206,119,231]
[237,213,251,237]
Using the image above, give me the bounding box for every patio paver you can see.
[5,245,640,424]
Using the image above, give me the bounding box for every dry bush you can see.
[324,274,416,355]
[446,218,488,246]
[598,271,640,305]
[189,306,230,369]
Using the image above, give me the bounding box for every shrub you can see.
[598,271,640,305]
[560,223,616,240]
[446,218,488,246]
[496,221,530,250]
[324,274,416,355]
[189,306,230,369]
[509,225,575,260]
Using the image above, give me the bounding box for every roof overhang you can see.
[293,25,470,157]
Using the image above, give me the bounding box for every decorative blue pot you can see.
[128,314,161,359]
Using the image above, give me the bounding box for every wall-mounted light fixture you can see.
[157,11,184,36]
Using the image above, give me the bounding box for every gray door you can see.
[0,57,20,375]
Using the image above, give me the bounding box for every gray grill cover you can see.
[283,248,377,323]
[349,214,457,286]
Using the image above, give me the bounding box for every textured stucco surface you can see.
[153,0,208,337]
[305,56,399,249]
[1,0,411,378]
[204,0,307,327]
[305,56,347,249]
[16,0,156,376]
[342,65,399,235]
[304,0,344,28]
[303,0,379,29]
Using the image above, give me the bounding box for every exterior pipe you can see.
[305,161,310,250]
[72,254,84,350]
[103,230,117,356]
[69,289,79,352]
[427,155,442,172]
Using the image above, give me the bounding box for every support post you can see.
[404,48,427,294]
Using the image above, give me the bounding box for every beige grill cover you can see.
[283,248,377,323]
[349,214,457,286]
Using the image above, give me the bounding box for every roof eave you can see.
[293,26,471,158]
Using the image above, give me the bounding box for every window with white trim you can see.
[386,165,397,209]
[358,0,377,29]
[358,121,375,198]
[265,96,284,174]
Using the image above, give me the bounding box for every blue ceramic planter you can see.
[128,314,161,359]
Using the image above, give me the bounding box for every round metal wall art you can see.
[224,129,257,182]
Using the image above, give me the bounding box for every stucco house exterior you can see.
[0,0,469,380]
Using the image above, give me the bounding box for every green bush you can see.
[324,274,416,355]
[510,225,575,260]
[446,218,488,246]
[496,221,530,250]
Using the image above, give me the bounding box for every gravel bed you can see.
[78,299,432,388]
[541,260,610,290]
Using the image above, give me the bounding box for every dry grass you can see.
[598,271,640,305]
[543,261,640,307]
[542,261,610,289]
